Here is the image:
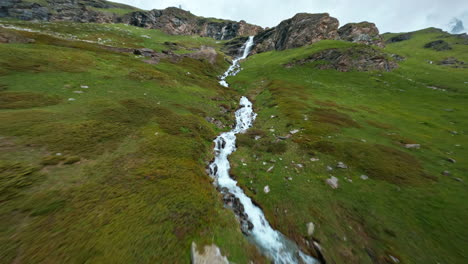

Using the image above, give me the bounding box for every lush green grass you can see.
[0,21,265,263]
[228,30,468,263]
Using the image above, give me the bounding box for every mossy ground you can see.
[228,30,468,263]
[0,20,264,263]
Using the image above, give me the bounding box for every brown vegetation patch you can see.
[0,91,61,109]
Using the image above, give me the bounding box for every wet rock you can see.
[386,33,412,43]
[326,176,339,189]
[336,162,348,169]
[306,222,315,236]
[221,190,253,234]
[285,46,398,72]
[338,22,384,47]
[134,48,155,57]
[404,144,421,149]
[191,242,229,264]
[424,40,452,51]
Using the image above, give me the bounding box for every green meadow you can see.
[0,18,467,264]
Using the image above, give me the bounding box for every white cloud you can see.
[113,0,468,33]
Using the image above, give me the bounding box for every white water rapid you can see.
[218,36,255,87]
[209,38,317,264]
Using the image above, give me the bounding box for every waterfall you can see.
[218,36,255,87]
[210,37,317,264]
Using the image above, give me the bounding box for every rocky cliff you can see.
[224,13,385,55]
[0,0,262,40]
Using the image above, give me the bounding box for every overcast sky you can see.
[113,0,467,33]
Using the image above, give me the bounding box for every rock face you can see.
[191,242,229,264]
[424,40,452,51]
[0,1,262,40]
[252,13,339,53]
[337,22,384,47]
[285,46,398,72]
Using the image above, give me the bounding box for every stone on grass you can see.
[389,255,400,263]
[447,158,456,163]
[404,144,421,149]
[267,166,274,172]
[442,171,451,176]
[264,185,270,193]
[326,166,333,171]
[360,175,369,180]
[306,222,315,236]
[337,162,348,169]
[68,98,76,101]
[80,85,89,89]
[191,242,229,264]
[290,129,300,134]
[73,91,83,94]
[310,158,319,162]
[326,176,339,189]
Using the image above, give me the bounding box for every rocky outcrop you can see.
[337,22,384,47]
[0,1,262,40]
[252,13,339,53]
[386,33,412,43]
[424,40,452,51]
[284,46,398,72]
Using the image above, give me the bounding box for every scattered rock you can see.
[453,177,463,182]
[325,176,339,189]
[290,129,300,134]
[310,158,320,162]
[68,98,76,101]
[446,158,456,163]
[442,171,451,176]
[306,222,315,236]
[386,33,412,43]
[267,166,275,172]
[80,85,89,89]
[336,162,348,169]
[191,242,229,264]
[437,57,466,68]
[360,175,369,180]
[404,144,421,149]
[263,185,270,193]
[326,166,333,171]
[389,255,400,263]
[424,40,452,51]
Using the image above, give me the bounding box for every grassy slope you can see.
[227,30,468,263]
[0,20,265,263]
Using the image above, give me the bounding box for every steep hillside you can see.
[1,6,467,264]
[0,20,267,263]
[227,28,468,263]
[0,0,262,40]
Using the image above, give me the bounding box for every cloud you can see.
[113,0,468,33]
